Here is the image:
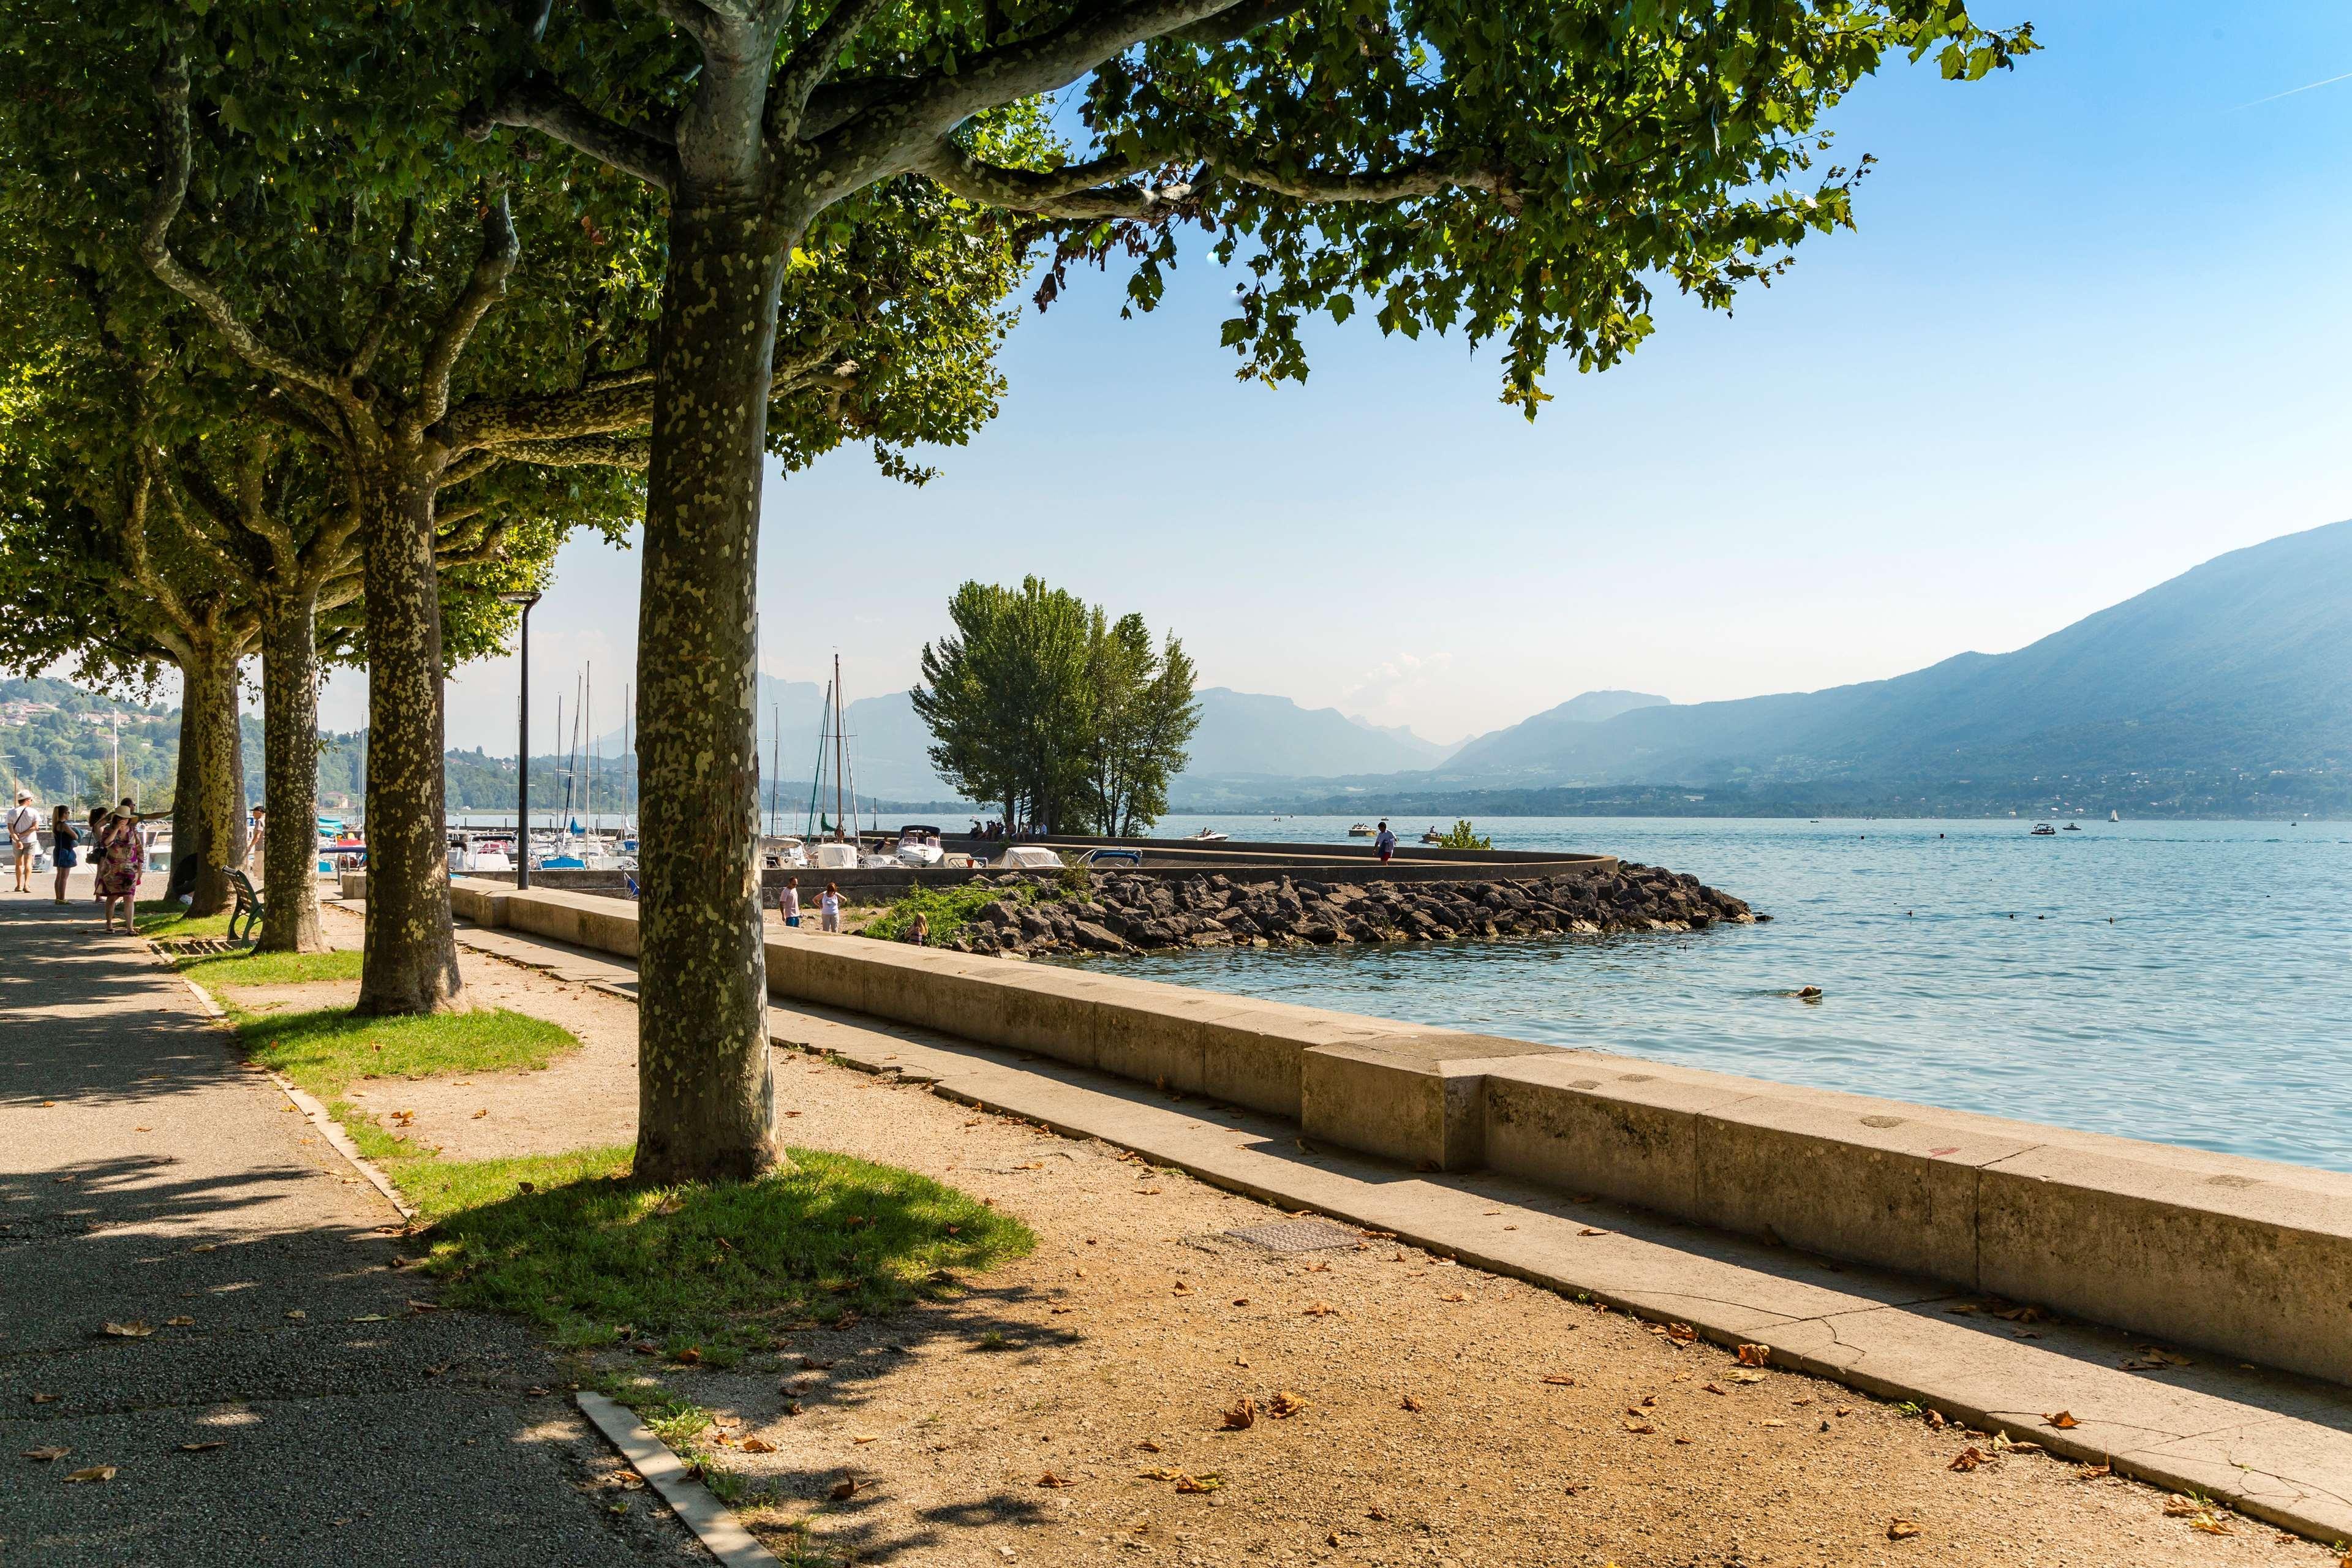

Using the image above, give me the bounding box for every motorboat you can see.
[1420,827,1444,845]
[2029,823,2057,836]
[813,841,861,871]
[760,835,808,870]
[1186,828,1228,843]
[895,825,946,868]
[2062,823,2081,832]
[1347,823,1374,837]
[998,844,1065,871]
[447,830,516,872]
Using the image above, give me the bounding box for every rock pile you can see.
[938,864,1762,959]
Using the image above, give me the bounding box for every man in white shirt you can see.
[1372,820,1397,865]
[6,792,38,892]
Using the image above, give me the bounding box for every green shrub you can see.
[1435,819,1494,851]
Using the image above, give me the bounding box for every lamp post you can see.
[500,592,541,889]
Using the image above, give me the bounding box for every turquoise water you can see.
[1066,816,2352,1172]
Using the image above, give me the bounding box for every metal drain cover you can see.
[1224,1219,1362,1254]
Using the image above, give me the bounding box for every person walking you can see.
[1373,820,1397,865]
[7,791,38,892]
[94,804,145,932]
[49,804,80,904]
[819,881,842,933]
[244,804,266,876]
[780,875,802,929]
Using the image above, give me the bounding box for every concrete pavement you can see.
[0,892,707,1567]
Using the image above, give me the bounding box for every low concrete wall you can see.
[445,880,2352,1386]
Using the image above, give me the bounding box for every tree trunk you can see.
[355,468,460,1014]
[255,584,328,954]
[631,198,787,1184]
[173,638,247,917]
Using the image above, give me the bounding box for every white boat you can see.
[2030,823,2057,836]
[895,825,946,867]
[1347,823,1374,837]
[2109,810,2120,823]
[761,835,808,870]
[813,841,861,871]
[997,845,1064,870]
[1186,828,1228,843]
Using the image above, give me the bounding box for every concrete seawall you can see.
[433,878,2352,1386]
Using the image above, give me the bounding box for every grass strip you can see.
[368,1141,1028,1365]
[233,1004,575,1101]
[177,946,363,987]
[134,899,237,941]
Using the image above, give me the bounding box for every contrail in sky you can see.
[2228,68,2352,111]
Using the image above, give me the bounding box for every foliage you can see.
[913,578,1199,832]
[860,876,1069,945]
[229,1004,576,1101]
[387,1143,1032,1362]
[1435,819,1493,850]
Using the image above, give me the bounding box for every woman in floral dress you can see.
[94,806,143,933]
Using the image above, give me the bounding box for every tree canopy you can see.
[913,578,1198,834]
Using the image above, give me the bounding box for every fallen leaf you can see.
[739,1437,776,1454]
[1735,1344,1770,1368]
[1036,1471,1072,1488]
[2078,1464,2111,1479]
[100,1321,154,1338]
[1173,1472,1223,1494]
[1400,1394,1424,1412]
[1302,1301,1335,1317]
[2189,1517,2231,1536]
[2043,1411,2079,1430]
[23,1446,70,1461]
[1887,1519,1921,1540]
[30,1393,59,1404]
[164,1316,194,1327]
[1542,1374,1575,1387]
[852,1436,877,1445]
[829,1477,863,1501]
[1665,1322,1696,1343]
[189,1243,217,1254]
[612,1472,646,1491]
[1578,1227,1607,1237]
[63,1465,118,1484]
[1621,1418,1656,1435]
[1702,1382,1727,1396]
[1760,1419,1786,1428]
[1727,1370,1766,1385]
[1136,1438,1162,1453]
[283,1310,306,1321]
[178,1441,225,1453]
[1923,1409,1947,1429]
[1268,1391,1306,1419]
[1222,1396,1257,1431]
[1439,1291,1467,1303]
[472,1109,487,1119]
[1949,1446,1987,1472]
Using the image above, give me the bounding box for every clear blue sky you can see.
[315,1,2352,752]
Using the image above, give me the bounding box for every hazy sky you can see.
[312,1,2352,752]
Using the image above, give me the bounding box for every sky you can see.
[307,1,2352,752]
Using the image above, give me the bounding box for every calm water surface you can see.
[1065,816,2352,1172]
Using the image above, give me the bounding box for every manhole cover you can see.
[1224,1219,1362,1254]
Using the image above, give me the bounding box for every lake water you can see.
[1066,815,2352,1174]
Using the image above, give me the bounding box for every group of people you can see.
[6,791,165,932]
[774,875,845,933]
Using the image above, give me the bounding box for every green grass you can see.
[135,899,237,940]
[178,946,363,988]
[380,1142,1031,1363]
[232,1005,575,1100]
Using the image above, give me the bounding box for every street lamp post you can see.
[500,592,541,889]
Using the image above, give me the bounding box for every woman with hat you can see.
[93,803,145,933]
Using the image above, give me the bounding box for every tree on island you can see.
[913,578,1198,835]
[459,0,2032,1180]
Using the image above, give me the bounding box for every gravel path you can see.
[0,894,706,1567]
[300,902,2340,1568]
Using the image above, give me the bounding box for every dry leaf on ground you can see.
[1735,1343,1770,1367]
[63,1465,118,1484]
[1949,1447,1987,1472]
[1542,1374,1575,1387]
[1302,1301,1335,1317]
[23,1446,70,1461]
[2043,1411,2080,1429]
[100,1321,153,1338]
[829,1477,864,1501]
[1173,1472,1224,1493]
[1888,1519,1922,1540]
[1222,1396,1257,1431]
[1268,1391,1306,1419]
[1400,1394,1424,1412]
[1036,1471,1072,1488]
[178,1442,225,1453]
[164,1316,194,1327]
[739,1437,776,1454]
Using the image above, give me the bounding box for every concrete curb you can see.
[576,1392,783,1568]
[157,946,418,1223]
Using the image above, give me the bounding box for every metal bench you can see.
[222,866,266,943]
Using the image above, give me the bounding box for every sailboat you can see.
[2109,809,2120,823]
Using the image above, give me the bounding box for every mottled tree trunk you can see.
[631,199,786,1184]
[173,639,247,917]
[355,469,460,1014]
[255,585,328,954]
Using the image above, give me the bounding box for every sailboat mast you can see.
[832,653,845,843]
[584,662,594,832]
[767,705,780,835]
[622,684,632,832]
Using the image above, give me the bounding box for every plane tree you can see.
[460,0,2034,1180]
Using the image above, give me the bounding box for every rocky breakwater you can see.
[939,864,1763,960]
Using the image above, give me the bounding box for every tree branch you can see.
[462,77,678,192]
[441,341,850,451]
[140,51,337,398]
[769,0,895,146]
[414,193,521,434]
[916,141,1196,219]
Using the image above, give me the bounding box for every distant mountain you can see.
[1432,521,2352,790]
[1175,688,1458,784]
[1445,690,1670,774]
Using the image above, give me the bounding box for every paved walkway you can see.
[0,894,707,1567]
[440,914,2352,1547]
